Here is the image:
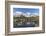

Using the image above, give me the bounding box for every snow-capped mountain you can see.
[13,11,39,17]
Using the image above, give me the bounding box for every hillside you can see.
[13,15,39,27]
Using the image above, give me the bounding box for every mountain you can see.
[13,11,39,17]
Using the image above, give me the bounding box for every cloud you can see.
[32,13,39,16]
[13,11,23,16]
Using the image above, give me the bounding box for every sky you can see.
[13,8,39,16]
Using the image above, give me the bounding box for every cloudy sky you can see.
[13,8,39,17]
